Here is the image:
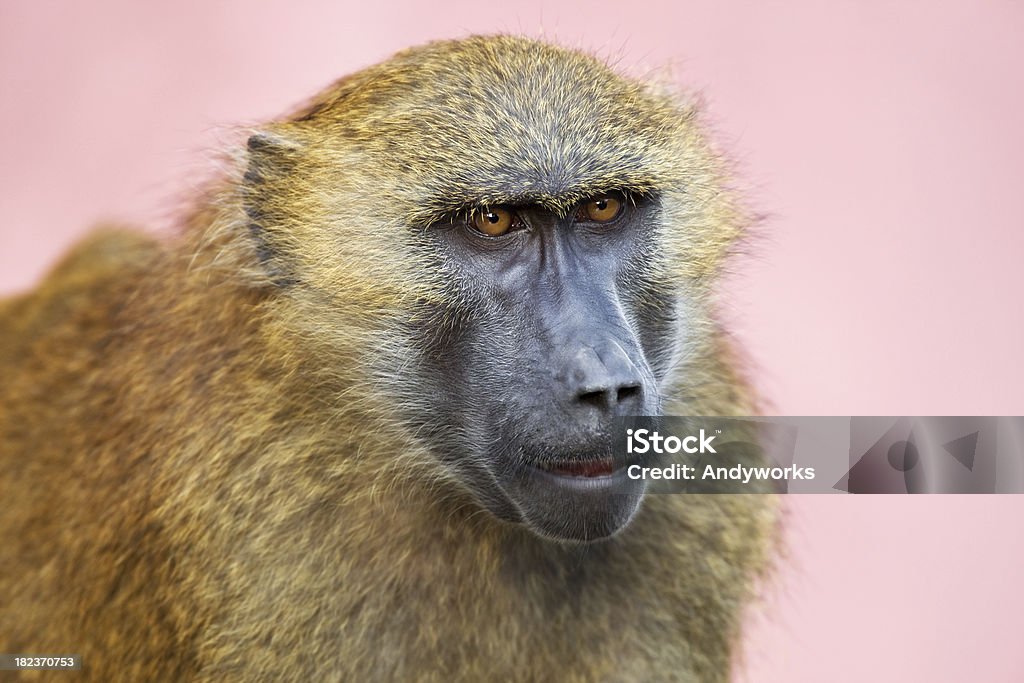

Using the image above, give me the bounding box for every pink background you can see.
[2,1,1022,680]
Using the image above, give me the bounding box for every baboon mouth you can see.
[534,457,617,478]
[510,450,647,542]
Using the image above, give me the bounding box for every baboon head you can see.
[243,36,740,542]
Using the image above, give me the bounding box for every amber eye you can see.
[472,207,515,236]
[580,195,623,223]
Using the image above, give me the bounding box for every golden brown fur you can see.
[0,36,775,681]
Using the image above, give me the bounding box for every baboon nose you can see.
[576,381,643,414]
[568,343,646,416]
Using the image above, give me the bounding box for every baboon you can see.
[0,36,776,681]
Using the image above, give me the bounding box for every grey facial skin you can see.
[409,195,673,542]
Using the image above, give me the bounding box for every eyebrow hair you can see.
[414,188,656,231]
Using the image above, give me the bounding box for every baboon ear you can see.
[242,131,301,286]
[244,131,300,175]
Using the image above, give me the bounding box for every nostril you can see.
[616,384,641,405]
[577,388,609,409]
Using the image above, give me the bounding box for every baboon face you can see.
[264,37,731,542]
[419,193,674,543]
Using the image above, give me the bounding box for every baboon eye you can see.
[471,207,515,236]
[578,195,623,223]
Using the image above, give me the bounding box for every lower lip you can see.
[525,462,632,491]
